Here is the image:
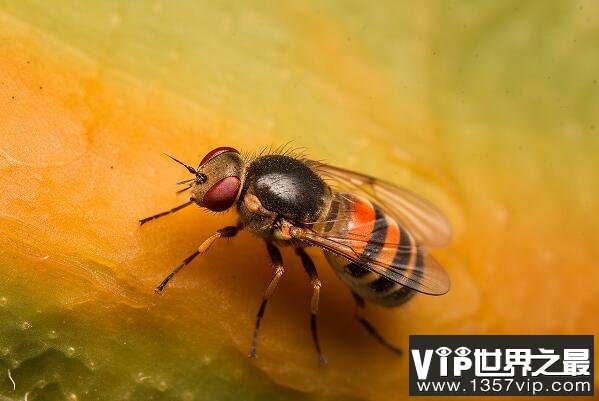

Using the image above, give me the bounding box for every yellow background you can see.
[0,2,597,400]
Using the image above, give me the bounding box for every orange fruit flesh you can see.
[1,3,598,401]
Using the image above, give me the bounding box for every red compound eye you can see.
[199,146,239,167]
[202,176,241,211]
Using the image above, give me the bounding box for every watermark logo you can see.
[409,335,593,396]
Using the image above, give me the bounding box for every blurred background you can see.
[0,1,597,400]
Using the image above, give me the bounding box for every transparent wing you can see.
[293,226,450,295]
[312,162,452,247]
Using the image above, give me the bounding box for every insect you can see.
[140,146,451,364]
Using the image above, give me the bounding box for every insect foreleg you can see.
[249,241,285,359]
[352,292,402,355]
[139,201,194,225]
[154,224,241,293]
[295,247,327,366]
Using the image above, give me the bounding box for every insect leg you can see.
[295,247,327,366]
[139,201,194,225]
[155,224,241,293]
[352,292,402,355]
[249,241,285,359]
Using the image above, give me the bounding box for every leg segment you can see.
[352,292,402,355]
[249,241,285,359]
[155,225,241,293]
[139,201,194,225]
[295,248,327,365]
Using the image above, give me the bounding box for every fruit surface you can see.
[0,2,597,401]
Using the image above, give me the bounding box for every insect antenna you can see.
[164,153,197,175]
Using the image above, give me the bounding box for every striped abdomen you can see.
[315,192,418,307]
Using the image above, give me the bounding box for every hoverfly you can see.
[140,146,451,364]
